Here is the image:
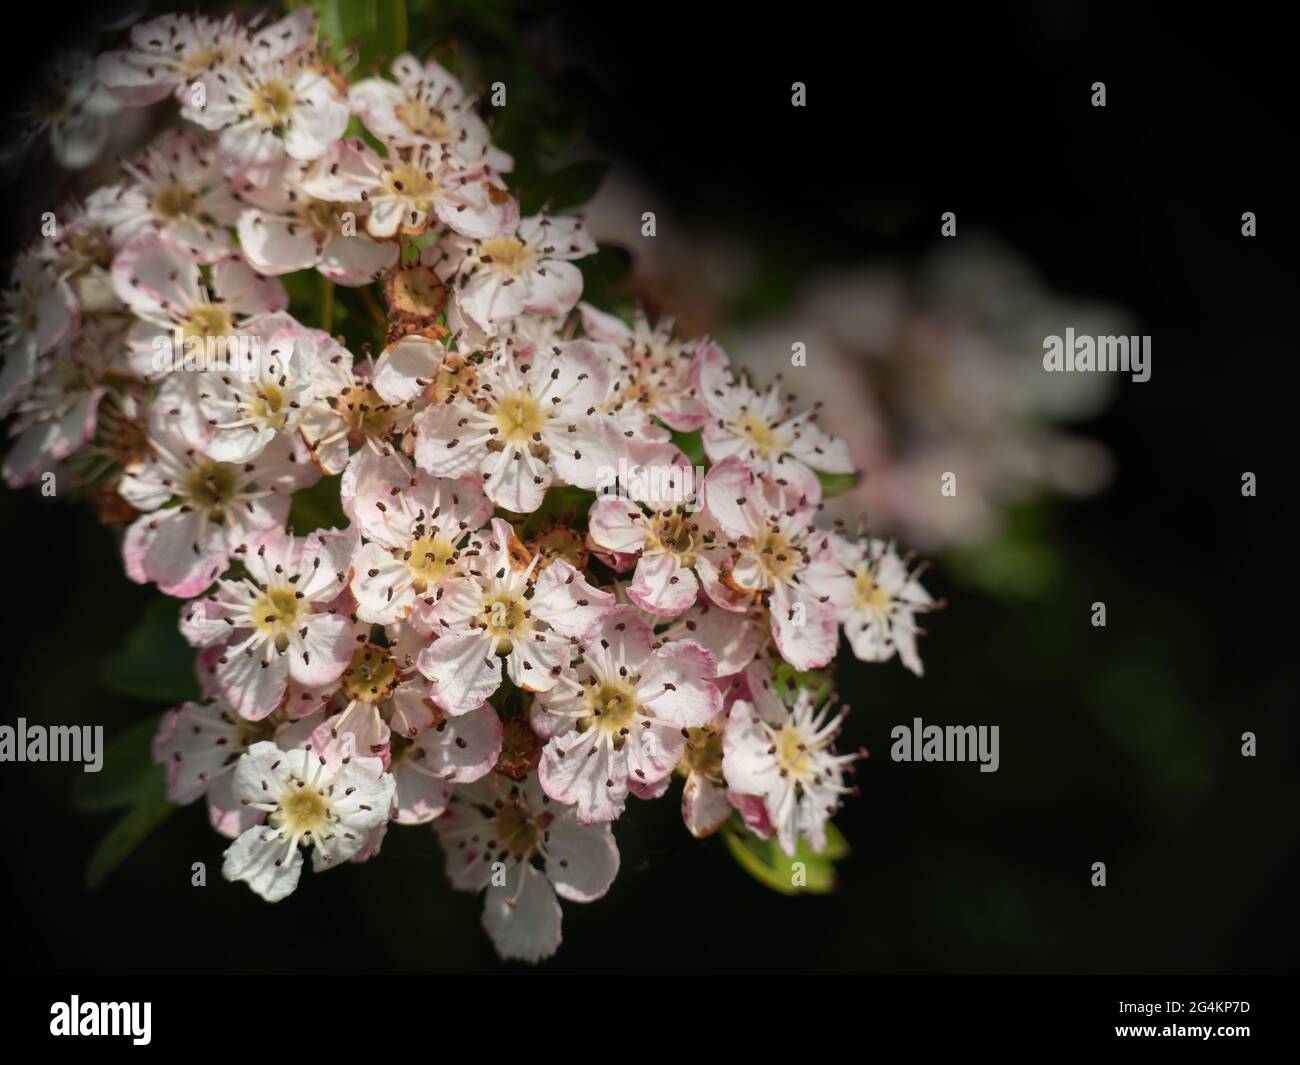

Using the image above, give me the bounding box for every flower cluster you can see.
[0,9,939,962]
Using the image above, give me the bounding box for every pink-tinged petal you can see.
[418,632,502,715]
[123,509,225,598]
[636,641,722,727]
[223,824,303,902]
[522,259,583,318]
[770,584,838,671]
[484,443,550,513]
[412,401,489,478]
[211,256,289,316]
[319,233,398,286]
[627,552,699,617]
[457,268,527,330]
[251,7,317,61]
[152,700,238,805]
[624,721,684,788]
[529,559,613,637]
[587,498,647,554]
[683,775,732,838]
[544,818,619,901]
[206,771,261,839]
[483,862,563,964]
[727,791,775,840]
[504,636,569,693]
[237,209,319,275]
[394,703,502,816]
[289,613,355,688]
[539,729,625,823]
[112,236,203,319]
[578,301,632,344]
[217,642,290,720]
[701,458,766,537]
[283,73,349,160]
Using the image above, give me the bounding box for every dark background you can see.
[1,1,1295,973]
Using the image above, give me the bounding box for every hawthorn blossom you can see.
[299,137,515,241]
[435,772,618,963]
[697,340,854,481]
[153,696,274,837]
[112,237,290,379]
[722,663,860,856]
[580,302,709,432]
[587,498,723,617]
[386,697,503,823]
[415,518,612,714]
[349,464,492,625]
[188,30,347,178]
[197,328,319,463]
[832,535,935,675]
[350,53,513,171]
[96,12,269,105]
[90,129,241,262]
[119,403,317,597]
[0,251,79,418]
[1,317,121,488]
[413,340,626,513]
[533,606,722,823]
[234,154,399,283]
[701,459,852,671]
[430,212,596,331]
[677,722,733,838]
[180,529,360,719]
[223,741,395,902]
[1,51,121,170]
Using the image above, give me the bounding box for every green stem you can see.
[321,279,335,333]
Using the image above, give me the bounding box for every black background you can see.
[0,1,1295,974]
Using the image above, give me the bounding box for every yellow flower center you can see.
[182,303,234,339]
[754,529,800,584]
[395,98,449,140]
[406,534,458,592]
[337,384,396,438]
[854,572,891,611]
[776,726,812,777]
[738,414,781,458]
[341,644,400,703]
[250,587,301,650]
[647,511,699,564]
[152,183,197,220]
[483,594,527,644]
[479,237,530,274]
[583,681,639,743]
[184,461,238,511]
[382,163,436,206]
[276,785,330,836]
[494,392,545,445]
[678,726,723,781]
[250,80,296,126]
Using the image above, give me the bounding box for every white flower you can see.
[697,340,854,480]
[120,396,317,597]
[89,129,241,262]
[0,250,79,418]
[430,212,596,331]
[348,460,492,624]
[350,53,512,172]
[1,51,122,171]
[833,536,935,675]
[701,459,851,671]
[435,772,618,963]
[197,328,320,463]
[533,605,722,823]
[179,528,360,718]
[415,518,613,714]
[413,340,626,514]
[223,740,395,902]
[189,38,348,178]
[111,237,290,379]
[722,663,859,856]
[299,137,516,241]
[234,155,399,284]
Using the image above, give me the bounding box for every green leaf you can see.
[519,160,610,216]
[722,818,847,895]
[71,715,163,812]
[100,598,200,703]
[289,473,348,533]
[85,769,172,890]
[293,0,408,71]
[576,244,633,311]
[817,470,860,498]
[669,429,706,467]
[769,660,834,705]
